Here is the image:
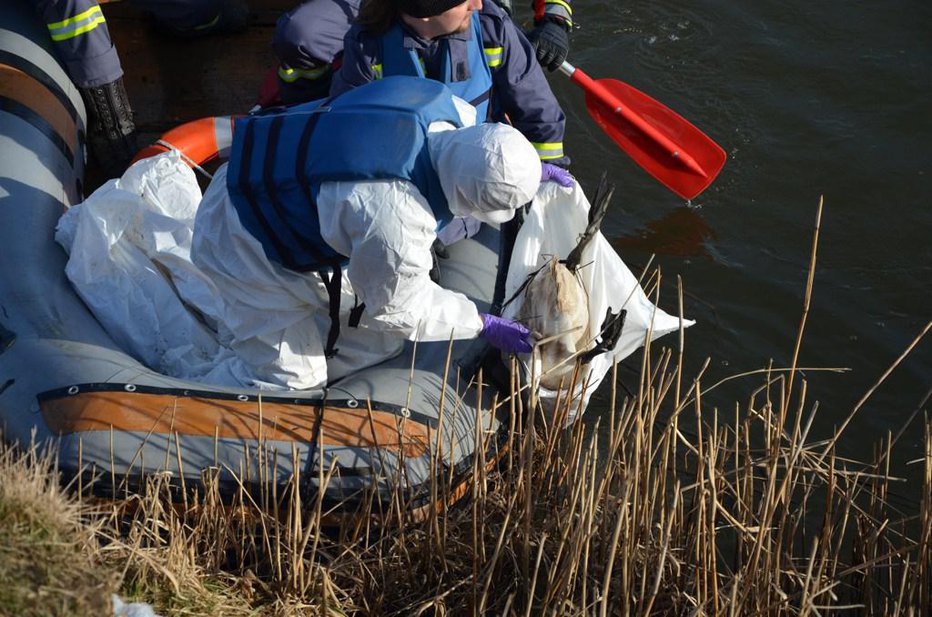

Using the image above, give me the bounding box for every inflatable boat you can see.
[0,1,511,519]
[1,1,687,520]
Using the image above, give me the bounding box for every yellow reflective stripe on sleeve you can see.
[278,65,330,83]
[484,47,503,68]
[532,142,565,160]
[46,5,106,42]
[371,64,384,79]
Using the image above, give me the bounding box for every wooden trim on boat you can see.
[39,390,431,458]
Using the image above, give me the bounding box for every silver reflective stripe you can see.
[47,5,106,42]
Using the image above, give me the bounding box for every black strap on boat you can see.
[301,399,325,496]
[348,296,365,328]
[0,96,74,166]
[318,266,342,358]
[0,50,80,125]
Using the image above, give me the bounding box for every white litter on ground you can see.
[112,593,162,617]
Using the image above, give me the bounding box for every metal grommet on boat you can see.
[124,384,136,392]
[346,399,359,409]
[67,385,79,395]
[399,407,411,419]
[237,394,249,402]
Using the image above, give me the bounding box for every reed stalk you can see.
[4,242,929,615]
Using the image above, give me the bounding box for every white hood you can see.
[428,123,542,224]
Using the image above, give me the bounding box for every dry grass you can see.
[0,441,114,616]
[2,200,930,615]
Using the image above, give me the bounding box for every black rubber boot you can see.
[79,77,138,179]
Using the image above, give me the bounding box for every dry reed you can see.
[3,200,930,616]
[70,317,930,616]
[4,326,930,615]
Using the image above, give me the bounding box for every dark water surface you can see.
[548,1,930,481]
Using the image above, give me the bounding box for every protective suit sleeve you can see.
[316,179,485,342]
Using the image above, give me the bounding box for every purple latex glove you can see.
[541,163,575,187]
[479,313,533,354]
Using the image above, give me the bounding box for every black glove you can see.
[526,19,570,72]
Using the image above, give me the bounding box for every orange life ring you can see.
[131,116,236,169]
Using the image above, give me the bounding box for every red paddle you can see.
[559,61,726,200]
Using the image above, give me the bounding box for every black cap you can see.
[394,0,465,19]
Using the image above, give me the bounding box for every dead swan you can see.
[516,175,625,390]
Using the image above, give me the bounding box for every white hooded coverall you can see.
[191,113,541,389]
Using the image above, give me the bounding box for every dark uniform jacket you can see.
[331,2,566,162]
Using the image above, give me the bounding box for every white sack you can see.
[55,152,232,381]
[504,181,693,424]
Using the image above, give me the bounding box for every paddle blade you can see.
[584,79,726,199]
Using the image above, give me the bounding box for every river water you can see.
[545,1,930,477]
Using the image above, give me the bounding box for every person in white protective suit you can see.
[191,76,567,390]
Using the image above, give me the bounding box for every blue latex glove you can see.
[526,19,570,72]
[479,313,533,354]
[541,163,575,187]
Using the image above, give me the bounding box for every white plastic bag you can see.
[112,594,162,617]
[55,152,230,380]
[503,181,693,423]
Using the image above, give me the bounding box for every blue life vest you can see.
[380,12,492,120]
[226,76,464,273]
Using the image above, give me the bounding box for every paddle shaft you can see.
[558,61,708,179]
